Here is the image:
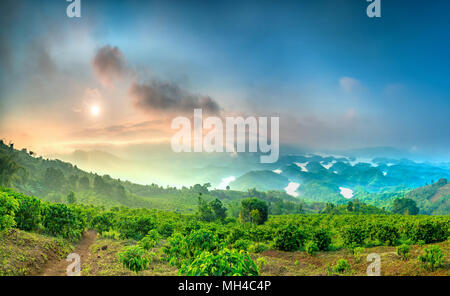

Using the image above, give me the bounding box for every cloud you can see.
[92,45,129,86]
[339,77,360,93]
[130,80,221,114]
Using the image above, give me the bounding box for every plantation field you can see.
[1,187,449,276]
[80,236,449,276]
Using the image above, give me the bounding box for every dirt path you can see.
[39,230,97,276]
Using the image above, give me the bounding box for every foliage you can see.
[396,244,410,260]
[7,190,41,231]
[118,245,151,274]
[352,247,364,262]
[248,242,269,253]
[232,239,252,251]
[311,227,332,251]
[239,198,268,225]
[417,245,445,271]
[340,224,368,248]
[305,241,319,256]
[178,248,259,276]
[333,259,350,274]
[274,224,305,251]
[392,198,419,215]
[0,192,19,230]
[42,203,86,240]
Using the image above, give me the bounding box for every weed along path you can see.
[39,230,97,276]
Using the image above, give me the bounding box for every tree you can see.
[67,191,76,204]
[239,198,268,225]
[0,152,25,187]
[209,198,227,221]
[78,176,90,189]
[197,195,227,222]
[392,198,419,215]
[43,167,66,190]
[197,194,214,222]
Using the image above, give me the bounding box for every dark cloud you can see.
[130,80,221,114]
[92,45,129,85]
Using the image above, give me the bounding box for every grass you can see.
[0,229,73,276]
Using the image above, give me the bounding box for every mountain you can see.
[0,141,313,214]
[403,178,449,215]
[229,170,289,191]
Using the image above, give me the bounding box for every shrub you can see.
[184,229,220,257]
[406,221,447,244]
[333,259,350,274]
[305,241,319,256]
[0,192,19,231]
[233,239,252,251]
[139,236,157,251]
[117,215,156,240]
[340,224,368,248]
[256,257,267,270]
[274,224,306,251]
[42,203,86,240]
[118,246,151,274]
[156,221,175,238]
[178,248,259,276]
[102,230,120,240]
[90,211,116,235]
[163,233,187,267]
[311,227,332,251]
[418,246,445,271]
[12,193,42,231]
[374,223,399,246]
[397,244,410,260]
[352,247,364,262]
[248,242,269,253]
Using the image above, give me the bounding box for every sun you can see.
[90,105,100,116]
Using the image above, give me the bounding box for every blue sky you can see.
[1,0,449,158]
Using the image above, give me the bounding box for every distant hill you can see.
[230,170,289,191]
[404,178,449,215]
[0,141,317,215]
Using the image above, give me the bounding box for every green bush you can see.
[117,215,156,240]
[42,203,86,240]
[305,241,319,256]
[90,211,116,235]
[311,227,332,251]
[397,244,410,260]
[233,239,252,251]
[248,242,269,253]
[118,245,151,274]
[274,224,306,251]
[340,224,368,248]
[138,229,161,250]
[418,245,445,271]
[0,192,19,231]
[156,221,175,238]
[352,247,364,262]
[333,259,350,274]
[178,248,259,276]
[374,223,399,246]
[405,221,447,244]
[11,192,42,231]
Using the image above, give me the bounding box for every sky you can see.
[1,0,450,160]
